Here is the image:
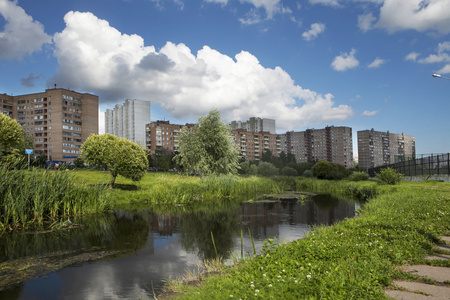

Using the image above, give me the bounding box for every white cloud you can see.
[0,0,51,60]
[357,13,376,32]
[437,64,450,74]
[367,57,386,68]
[376,0,450,34]
[331,49,359,71]
[151,0,184,10]
[405,52,420,62]
[407,42,450,74]
[50,11,353,131]
[302,23,326,41]
[309,0,341,7]
[361,110,379,116]
[207,0,290,20]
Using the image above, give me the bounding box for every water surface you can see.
[0,193,357,300]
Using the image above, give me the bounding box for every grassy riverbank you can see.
[70,169,286,205]
[0,168,110,231]
[162,180,450,299]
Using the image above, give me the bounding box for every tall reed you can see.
[0,166,110,230]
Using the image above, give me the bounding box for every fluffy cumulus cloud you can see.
[376,0,450,34]
[302,23,326,41]
[331,49,359,71]
[0,0,51,60]
[367,57,386,68]
[406,42,450,74]
[50,11,353,131]
[357,13,376,32]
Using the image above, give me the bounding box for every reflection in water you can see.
[0,193,357,300]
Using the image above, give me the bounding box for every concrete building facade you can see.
[1,88,98,162]
[357,129,415,169]
[145,121,194,157]
[281,126,353,168]
[230,117,276,134]
[105,99,150,147]
[232,129,281,161]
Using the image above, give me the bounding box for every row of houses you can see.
[2,90,415,169]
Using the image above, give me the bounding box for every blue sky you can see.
[1,0,450,155]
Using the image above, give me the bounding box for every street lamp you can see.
[432,74,450,80]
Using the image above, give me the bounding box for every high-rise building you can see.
[230,117,276,134]
[1,88,98,162]
[281,126,353,168]
[357,129,415,169]
[105,99,150,147]
[145,120,194,156]
[232,129,281,161]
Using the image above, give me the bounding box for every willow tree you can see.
[175,109,240,177]
[81,133,148,188]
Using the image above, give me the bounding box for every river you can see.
[0,193,359,299]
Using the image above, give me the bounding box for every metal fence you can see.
[368,153,450,177]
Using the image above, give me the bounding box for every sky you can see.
[1,0,450,156]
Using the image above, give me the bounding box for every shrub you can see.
[376,167,402,185]
[312,160,347,180]
[281,167,298,176]
[348,171,369,181]
[257,162,279,177]
[303,169,313,178]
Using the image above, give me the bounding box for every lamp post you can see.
[432,74,450,80]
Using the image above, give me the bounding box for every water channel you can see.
[0,193,360,300]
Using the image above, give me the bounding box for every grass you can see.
[70,169,286,205]
[0,167,110,231]
[160,179,450,299]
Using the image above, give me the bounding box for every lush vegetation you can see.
[163,180,450,299]
[0,167,110,231]
[81,133,148,188]
[70,169,285,205]
[0,114,33,167]
[376,167,403,185]
[175,109,240,177]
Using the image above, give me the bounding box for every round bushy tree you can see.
[82,133,148,188]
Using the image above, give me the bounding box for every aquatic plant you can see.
[0,167,110,230]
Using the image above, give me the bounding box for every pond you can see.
[0,193,360,300]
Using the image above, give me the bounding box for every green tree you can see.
[81,133,148,188]
[312,160,347,180]
[174,109,240,177]
[257,161,279,176]
[0,113,32,166]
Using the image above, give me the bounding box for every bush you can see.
[376,167,402,185]
[257,162,279,177]
[312,160,347,180]
[348,171,369,182]
[281,167,298,176]
[303,170,313,178]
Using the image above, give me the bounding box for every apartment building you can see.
[0,88,98,162]
[105,99,150,148]
[281,126,353,168]
[358,129,415,169]
[145,121,194,156]
[232,129,281,161]
[230,117,276,134]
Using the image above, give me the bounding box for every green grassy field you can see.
[162,180,450,299]
[70,169,286,206]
